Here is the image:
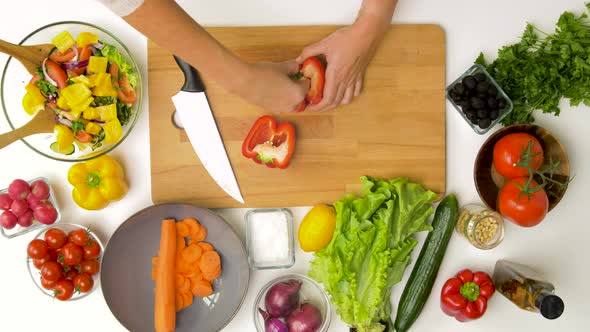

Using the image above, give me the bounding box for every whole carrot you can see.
[155,219,177,332]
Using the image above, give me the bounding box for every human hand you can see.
[296,16,390,111]
[238,61,310,113]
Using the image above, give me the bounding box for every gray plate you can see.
[101,203,249,332]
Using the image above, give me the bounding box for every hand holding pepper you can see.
[441,269,495,322]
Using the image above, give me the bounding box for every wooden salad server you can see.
[0,39,54,76]
[0,107,55,149]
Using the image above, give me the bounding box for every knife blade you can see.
[171,55,244,204]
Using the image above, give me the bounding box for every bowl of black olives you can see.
[447,64,513,134]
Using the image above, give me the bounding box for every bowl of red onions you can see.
[253,274,331,332]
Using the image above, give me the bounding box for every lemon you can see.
[298,205,337,252]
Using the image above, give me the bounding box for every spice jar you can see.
[455,204,504,249]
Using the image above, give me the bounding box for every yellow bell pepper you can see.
[67,155,128,210]
[71,75,95,88]
[85,122,102,135]
[76,32,98,47]
[22,84,46,115]
[57,95,70,110]
[88,56,108,74]
[61,83,92,107]
[83,107,99,120]
[92,73,118,97]
[103,118,122,144]
[54,124,75,152]
[52,31,75,53]
[96,104,117,121]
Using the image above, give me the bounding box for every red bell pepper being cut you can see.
[440,269,495,322]
[242,116,295,169]
[295,56,326,112]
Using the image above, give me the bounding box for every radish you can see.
[0,193,12,210]
[0,211,18,229]
[8,179,30,200]
[30,180,50,199]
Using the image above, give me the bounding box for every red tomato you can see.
[80,260,100,276]
[62,243,83,266]
[53,280,74,301]
[40,277,57,290]
[27,239,49,259]
[83,238,101,260]
[73,46,92,75]
[64,267,79,281]
[109,63,136,104]
[49,48,76,63]
[70,229,90,246]
[45,60,67,90]
[75,130,93,143]
[498,177,549,227]
[44,228,68,250]
[493,133,544,179]
[73,273,94,293]
[32,249,57,269]
[41,261,63,282]
[29,74,41,86]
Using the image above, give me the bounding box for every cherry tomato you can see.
[73,273,94,293]
[41,261,63,282]
[40,277,57,290]
[62,243,83,266]
[27,239,49,259]
[67,231,76,243]
[45,60,68,90]
[64,266,79,281]
[49,48,76,63]
[53,280,74,301]
[493,133,544,179]
[32,249,57,269]
[498,177,549,227]
[80,259,100,276]
[70,229,90,246]
[73,45,92,75]
[75,130,93,143]
[44,228,68,250]
[83,238,101,260]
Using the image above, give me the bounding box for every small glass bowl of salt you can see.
[245,208,295,269]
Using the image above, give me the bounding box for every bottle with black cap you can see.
[493,259,565,320]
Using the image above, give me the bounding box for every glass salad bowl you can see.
[1,21,142,162]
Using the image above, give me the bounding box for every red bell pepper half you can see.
[242,116,296,169]
[440,269,495,322]
[295,56,326,112]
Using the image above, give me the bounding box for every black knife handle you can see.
[173,55,205,93]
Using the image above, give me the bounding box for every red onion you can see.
[92,42,104,50]
[61,58,89,71]
[259,308,288,332]
[287,303,323,332]
[41,59,57,87]
[265,279,302,318]
[70,46,79,62]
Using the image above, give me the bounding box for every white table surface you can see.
[0,0,588,331]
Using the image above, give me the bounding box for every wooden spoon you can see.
[0,107,55,149]
[0,39,54,76]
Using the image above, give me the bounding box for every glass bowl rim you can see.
[1,20,143,162]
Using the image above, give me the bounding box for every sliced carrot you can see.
[177,275,190,294]
[188,274,203,292]
[175,293,184,313]
[203,266,221,281]
[192,279,213,297]
[200,251,221,273]
[197,242,214,252]
[192,225,207,242]
[182,218,201,237]
[181,291,193,308]
[181,244,203,263]
[176,236,186,253]
[176,221,190,237]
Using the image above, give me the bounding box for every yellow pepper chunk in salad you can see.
[52,31,75,53]
[88,56,108,74]
[92,73,118,97]
[22,84,46,115]
[103,118,123,144]
[76,32,98,47]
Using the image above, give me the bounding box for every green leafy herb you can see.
[309,177,437,332]
[71,120,85,135]
[34,79,58,96]
[101,43,138,87]
[35,67,44,79]
[116,102,132,125]
[476,4,590,125]
[94,96,115,107]
[91,129,105,151]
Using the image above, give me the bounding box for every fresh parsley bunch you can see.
[476,4,590,125]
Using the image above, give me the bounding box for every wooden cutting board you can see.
[148,25,446,208]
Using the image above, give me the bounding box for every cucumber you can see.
[50,142,75,155]
[394,194,459,332]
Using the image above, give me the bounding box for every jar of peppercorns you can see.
[455,204,504,250]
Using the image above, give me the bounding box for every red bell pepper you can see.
[295,56,326,112]
[242,116,296,169]
[440,269,495,322]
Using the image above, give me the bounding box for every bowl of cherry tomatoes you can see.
[474,124,570,227]
[26,223,103,301]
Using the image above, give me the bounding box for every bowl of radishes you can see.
[254,274,331,332]
[0,177,60,238]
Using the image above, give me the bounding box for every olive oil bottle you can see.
[493,260,564,320]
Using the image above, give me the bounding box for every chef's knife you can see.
[171,55,244,204]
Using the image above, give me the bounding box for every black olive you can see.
[478,118,492,129]
[490,109,499,120]
[458,100,470,109]
[487,97,498,109]
[470,97,485,109]
[462,76,477,90]
[477,109,489,119]
[466,111,478,124]
[497,97,507,109]
[487,85,498,97]
[453,83,466,96]
[477,92,488,99]
[474,73,487,82]
[451,93,462,103]
[476,81,489,93]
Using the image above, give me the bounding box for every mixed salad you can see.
[22,30,138,155]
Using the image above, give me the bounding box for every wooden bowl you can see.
[474,125,570,212]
